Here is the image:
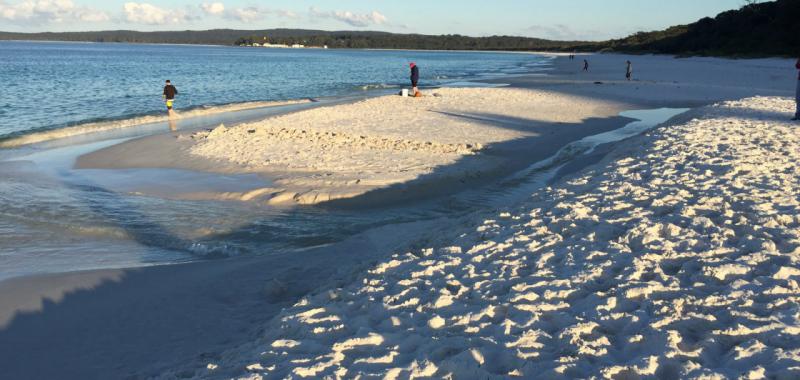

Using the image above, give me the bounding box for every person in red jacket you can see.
[794,58,800,121]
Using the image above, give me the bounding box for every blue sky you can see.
[0,0,750,40]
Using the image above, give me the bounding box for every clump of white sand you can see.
[197,97,800,378]
[188,88,622,205]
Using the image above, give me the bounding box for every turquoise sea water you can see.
[0,41,549,139]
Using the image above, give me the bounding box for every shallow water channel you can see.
[0,106,688,281]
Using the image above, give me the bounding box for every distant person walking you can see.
[163,80,178,115]
[410,62,420,96]
[794,58,800,121]
[583,59,589,72]
[626,60,633,81]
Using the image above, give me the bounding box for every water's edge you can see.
[0,105,690,282]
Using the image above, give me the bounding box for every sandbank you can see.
[77,87,632,207]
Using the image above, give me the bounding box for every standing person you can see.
[794,58,800,121]
[626,60,633,81]
[583,59,589,72]
[163,80,178,115]
[410,62,420,96]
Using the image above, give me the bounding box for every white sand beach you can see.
[194,95,800,379]
[1,53,799,379]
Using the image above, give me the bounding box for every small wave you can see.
[441,81,508,88]
[188,241,242,258]
[360,83,399,91]
[69,225,131,239]
[0,99,312,148]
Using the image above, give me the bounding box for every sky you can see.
[0,0,752,41]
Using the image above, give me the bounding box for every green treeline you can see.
[603,0,799,57]
[234,33,587,51]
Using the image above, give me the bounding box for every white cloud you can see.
[0,0,109,23]
[309,7,388,27]
[226,6,263,23]
[74,7,108,22]
[210,5,297,23]
[200,2,224,16]
[273,9,296,19]
[123,2,188,25]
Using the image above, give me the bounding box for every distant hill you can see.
[0,0,797,57]
[0,29,342,46]
[602,0,799,57]
[234,32,585,51]
[0,28,585,51]
[231,31,587,51]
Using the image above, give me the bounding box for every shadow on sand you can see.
[318,111,632,209]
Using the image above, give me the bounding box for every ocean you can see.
[0,41,549,139]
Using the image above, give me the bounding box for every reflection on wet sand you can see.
[168,110,178,132]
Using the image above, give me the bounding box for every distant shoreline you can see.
[0,38,571,54]
[2,39,791,59]
[0,39,230,48]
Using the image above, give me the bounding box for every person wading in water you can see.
[163,80,178,117]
